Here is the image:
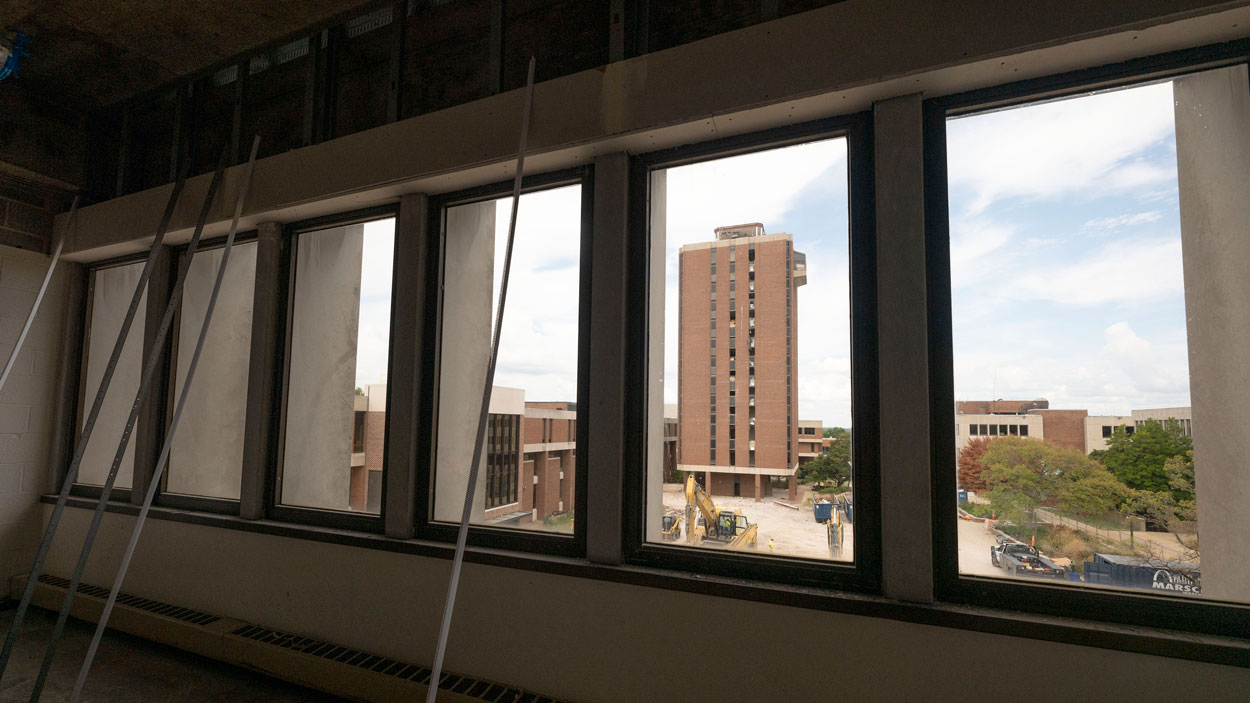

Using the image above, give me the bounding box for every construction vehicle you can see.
[660,511,683,541]
[684,475,758,549]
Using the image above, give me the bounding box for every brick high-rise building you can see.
[678,223,806,500]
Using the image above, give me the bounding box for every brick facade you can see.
[677,225,804,498]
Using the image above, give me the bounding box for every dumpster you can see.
[813,500,835,523]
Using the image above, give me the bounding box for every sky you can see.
[348,78,1192,424]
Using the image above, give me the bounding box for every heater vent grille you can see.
[36,574,220,626]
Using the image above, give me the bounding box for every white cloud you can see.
[1082,210,1164,233]
[1011,237,1183,305]
[947,81,1176,215]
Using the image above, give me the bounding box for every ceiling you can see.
[1,0,371,112]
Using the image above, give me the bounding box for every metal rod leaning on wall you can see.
[69,136,261,703]
[0,161,190,684]
[425,56,536,703]
[28,148,232,703]
[0,196,79,394]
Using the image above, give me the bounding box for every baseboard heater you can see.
[16,574,566,703]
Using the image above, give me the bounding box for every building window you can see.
[162,241,258,502]
[638,113,877,585]
[77,260,148,491]
[277,216,395,516]
[352,411,366,453]
[428,175,585,540]
[485,413,519,509]
[930,59,1250,628]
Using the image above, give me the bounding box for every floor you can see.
[0,607,343,702]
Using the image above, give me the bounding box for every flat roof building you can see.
[678,224,805,500]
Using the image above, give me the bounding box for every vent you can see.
[36,574,220,626]
[231,625,562,703]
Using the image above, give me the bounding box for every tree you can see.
[822,426,850,440]
[957,437,992,492]
[1091,419,1191,496]
[798,440,851,491]
[982,436,1127,530]
[354,387,365,396]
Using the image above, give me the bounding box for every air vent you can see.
[36,574,219,626]
[231,624,560,702]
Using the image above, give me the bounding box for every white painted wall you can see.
[0,245,68,584]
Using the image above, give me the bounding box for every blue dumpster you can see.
[813,500,835,523]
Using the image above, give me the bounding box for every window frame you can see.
[924,40,1250,638]
[622,112,882,592]
[267,203,401,533]
[414,166,593,558]
[70,252,155,503]
[154,231,259,515]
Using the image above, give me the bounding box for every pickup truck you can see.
[990,542,1067,579]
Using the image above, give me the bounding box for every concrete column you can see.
[433,200,495,524]
[281,223,365,510]
[166,242,257,500]
[78,260,147,489]
[241,221,284,519]
[788,473,797,502]
[645,169,668,542]
[586,153,629,563]
[753,473,761,501]
[1173,65,1250,603]
[875,93,932,603]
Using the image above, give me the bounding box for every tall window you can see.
[642,131,860,566]
[279,216,395,515]
[164,241,257,501]
[432,182,583,534]
[78,260,147,489]
[941,66,1250,606]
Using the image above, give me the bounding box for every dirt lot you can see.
[661,483,854,562]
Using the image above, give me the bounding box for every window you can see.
[426,173,586,545]
[629,114,879,589]
[164,240,258,502]
[930,59,1250,632]
[277,215,395,517]
[77,260,148,491]
[485,413,520,509]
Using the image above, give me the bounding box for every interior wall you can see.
[42,507,1250,702]
[0,244,69,585]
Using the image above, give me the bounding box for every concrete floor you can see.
[0,607,343,702]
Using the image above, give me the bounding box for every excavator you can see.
[683,474,758,550]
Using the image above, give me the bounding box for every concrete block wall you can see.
[0,244,69,586]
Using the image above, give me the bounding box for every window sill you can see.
[42,494,1250,669]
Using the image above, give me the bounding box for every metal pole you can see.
[28,150,231,702]
[425,56,536,703]
[0,162,189,684]
[69,137,260,703]
[0,197,79,394]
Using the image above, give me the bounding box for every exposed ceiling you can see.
[1,0,371,112]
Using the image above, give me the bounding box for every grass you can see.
[959,501,994,519]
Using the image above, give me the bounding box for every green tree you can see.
[798,440,851,491]
[983,436,1127,528]
[354,387,365,396]
[822,426,850,440]
[1091,419,1191,496]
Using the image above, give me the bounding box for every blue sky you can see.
[351,79,1190,425]
[946,81,1190,415]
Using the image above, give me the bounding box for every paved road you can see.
[957,516,1003,577]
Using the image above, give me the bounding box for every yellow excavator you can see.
[684,475,758,550]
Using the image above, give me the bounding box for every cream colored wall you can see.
[42,507,1250,702]
[0,245,68,585]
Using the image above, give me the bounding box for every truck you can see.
[990,541,1067,579]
